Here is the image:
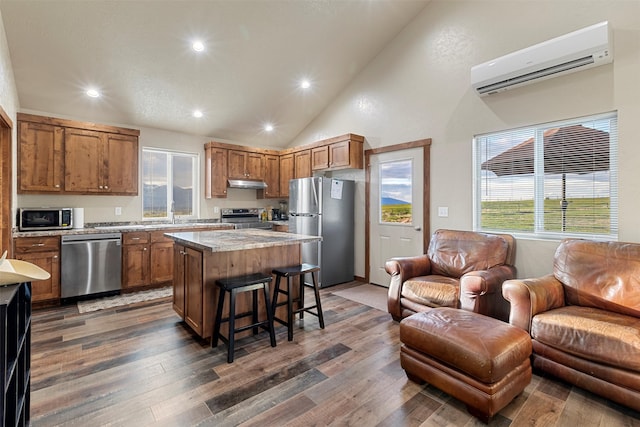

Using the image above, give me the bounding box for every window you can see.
[142,148,199,220]
[379,159,413,224]
[474,112,618,239]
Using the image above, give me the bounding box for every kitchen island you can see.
[165,229,321,339]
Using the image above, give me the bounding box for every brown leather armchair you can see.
[503,238,640,412]
[385,229,516,322]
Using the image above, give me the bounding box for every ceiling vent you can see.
[471,21,612,96]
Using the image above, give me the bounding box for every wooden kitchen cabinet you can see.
[123,230,177,290]
[64,128,138,194]
[258,154,280,199]
[13,236,60,302]
[205,145,228,198]
[279,153,294,198]
[228,150,264,180]
[149,231,174,284]
[17,113,140,195]
[173,244,204,335]
[17,121,64,193]
[122,232,150,289]
[311,136,364,171]
[294,149,312,178]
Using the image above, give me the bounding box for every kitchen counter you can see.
[12,221,232,238]
[165,228,320,253]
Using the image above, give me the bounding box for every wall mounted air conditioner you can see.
[471,21,612,96]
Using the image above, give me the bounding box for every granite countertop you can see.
[12,221,233,238]
[166,228,321,253]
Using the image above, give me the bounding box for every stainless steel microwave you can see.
[18,208,73,231]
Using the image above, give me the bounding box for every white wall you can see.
[289,0,640,278]
[0,9,20,229]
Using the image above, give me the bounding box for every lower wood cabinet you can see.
[122,230,179,290]
[122,232,151,289]
[173,244,203,335]
[0,282,31,426]
[13,237,60,303]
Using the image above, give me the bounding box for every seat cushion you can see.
[532,305,640,372]
[400,308,532,383]
[402,275,460,308]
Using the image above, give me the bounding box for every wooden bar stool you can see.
[211,272,276,363]
[271,263,324,341]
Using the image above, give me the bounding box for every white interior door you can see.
[369,147,424,286]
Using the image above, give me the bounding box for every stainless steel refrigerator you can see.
[289,177,355,287]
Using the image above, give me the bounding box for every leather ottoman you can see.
[399,308,532,423]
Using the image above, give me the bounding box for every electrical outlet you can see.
[213,206,220,214]
[438,206,449,217]
[115,207,122,216]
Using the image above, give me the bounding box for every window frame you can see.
[141,147,200,221]
[473,111,618,241]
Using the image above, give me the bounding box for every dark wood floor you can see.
[30,282,640,426]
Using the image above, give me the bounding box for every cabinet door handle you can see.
[104,185,109,189]
[179,250,186,255]
[53,255,58,259]
[99,185,104,189]
[143,247,147,251]
[131,237,141,240]
[55,184,60,188]
[32,243,45,247]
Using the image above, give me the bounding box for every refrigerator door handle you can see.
[312,180,319,207]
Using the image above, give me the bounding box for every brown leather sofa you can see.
[385,229,516,322]
[503,238,640,412]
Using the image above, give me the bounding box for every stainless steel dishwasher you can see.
[61,233,122,298]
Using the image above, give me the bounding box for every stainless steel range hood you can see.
[227,179,268,189]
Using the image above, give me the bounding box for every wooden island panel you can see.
[168,229,320,339]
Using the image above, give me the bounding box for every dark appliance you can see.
[18,207,73,231]
[220,208,273,230]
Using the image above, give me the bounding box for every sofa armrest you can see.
[502,274,565,332]
[459,265,517,321]
[385,255,431,320]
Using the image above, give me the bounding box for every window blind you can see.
[474,112,618,239]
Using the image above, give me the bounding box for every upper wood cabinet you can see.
[294,150,312,178]
[205,145,228,198]
[258,154,280,199]
[18,121,64,193]
[279,153,294,198]
[311,135,364,171]
[204,133,364,198]
[228,150,264,180]
[17,113,139,195]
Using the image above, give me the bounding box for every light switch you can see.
[438,206,449,217]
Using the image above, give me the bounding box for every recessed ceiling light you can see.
[193,110,203,118]
[86,88,100,98]
[264,123,274,132]
[300,79,311,89]
[192,40,205,52]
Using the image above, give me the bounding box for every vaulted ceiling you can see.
[1,0,429,147]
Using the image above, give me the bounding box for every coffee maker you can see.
[279,200,288,220]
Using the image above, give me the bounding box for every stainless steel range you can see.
[221,208,273,230]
